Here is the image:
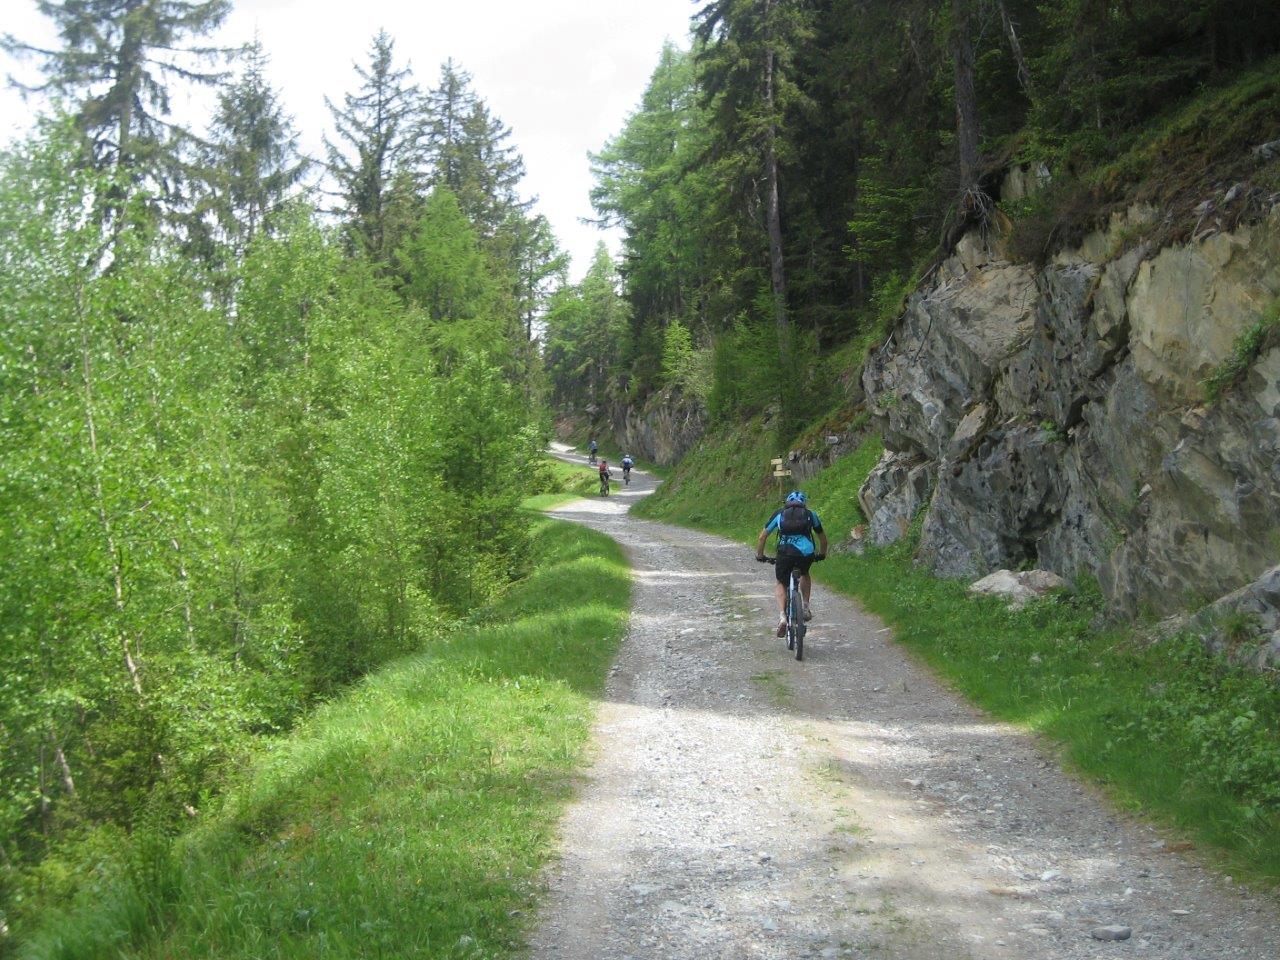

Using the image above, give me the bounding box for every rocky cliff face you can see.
[860,179,1280,632]
[559,390,707,467]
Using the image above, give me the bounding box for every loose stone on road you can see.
[530,446,1280,959]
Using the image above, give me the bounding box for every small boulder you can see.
[1090,925,1132,942]
[838,524,869,556]
[968,569,1069,610]
[1253,137,1280,161]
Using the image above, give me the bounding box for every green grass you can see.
[1202,300,1280,405]
[632,418,883,540]
[557,433,672,480]
[1094,53,1280,204]
[1007,55,1280,262]
[522,455,598,510]
[639,420,1280,885]
[23,518,630,959]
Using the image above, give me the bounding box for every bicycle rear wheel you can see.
[784,575,794,650]
[789,573,805,661]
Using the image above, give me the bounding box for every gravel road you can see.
[529,447,1280,960]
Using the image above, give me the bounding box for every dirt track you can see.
[529,446,1279,960]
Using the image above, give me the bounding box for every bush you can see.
[1202,301,1280,404]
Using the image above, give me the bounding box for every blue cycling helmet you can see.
[785,491,807,504]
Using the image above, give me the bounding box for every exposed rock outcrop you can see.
[559,390,707,468]
[609,391,706,467]
[1188,565,1280,670]
[861,184,1280,626]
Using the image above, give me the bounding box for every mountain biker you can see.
[621,454,634,483]
[588,438,598,464]
[597,458,611,494]
[755,491,828,638]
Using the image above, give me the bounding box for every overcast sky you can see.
[0,0,697,280]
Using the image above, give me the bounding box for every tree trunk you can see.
[79,313,144,700]
[951,0,982,196]
[996,0,1035,98]
[50,733,76,798]
[762,0,788,335]
[171,536,197,650]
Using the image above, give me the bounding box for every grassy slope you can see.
[523,454,599,510]
[637,421,1280,885]
[26,518,630,960]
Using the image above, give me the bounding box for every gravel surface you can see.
[529,448,1280,960]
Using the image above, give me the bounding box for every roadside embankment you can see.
[20,518,630,960]
[636,420,1280,885]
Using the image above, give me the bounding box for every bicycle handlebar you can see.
[757,554,826,564]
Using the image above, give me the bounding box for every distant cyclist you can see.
[588,438,598,465]
[597,458,611,495]
[755,491,828,637]
[621,454,634,485]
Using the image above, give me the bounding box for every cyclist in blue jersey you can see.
[755,491,828,637]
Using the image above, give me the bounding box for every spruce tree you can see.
[696,0,814,434]
[421,59,477,196]
[324,30,421,262]
[421,60,530,238]
[196,38,308,260]
[2,0,236,233]
[950,0,983,205]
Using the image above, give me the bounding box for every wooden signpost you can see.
[771,457,791,497]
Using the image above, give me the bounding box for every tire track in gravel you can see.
[529,446,1279,960]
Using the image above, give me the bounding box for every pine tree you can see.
[2,0,236,233]
[196,37,308,260]
[396,187,496,327]
[324,30,421,262]
[458,99,529,236]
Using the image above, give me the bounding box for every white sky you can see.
[0,0,697,280]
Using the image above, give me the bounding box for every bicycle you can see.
[599,472,611,496]
[622,466,631,486]
[759,556,806,661]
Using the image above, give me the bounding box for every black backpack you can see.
[779,504,812,537]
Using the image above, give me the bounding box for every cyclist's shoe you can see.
[776,618,787,638]
[804,604,813,622]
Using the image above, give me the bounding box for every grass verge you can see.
[638,419,1280,885]
[522,454,598,510]
[23,518,630,959]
